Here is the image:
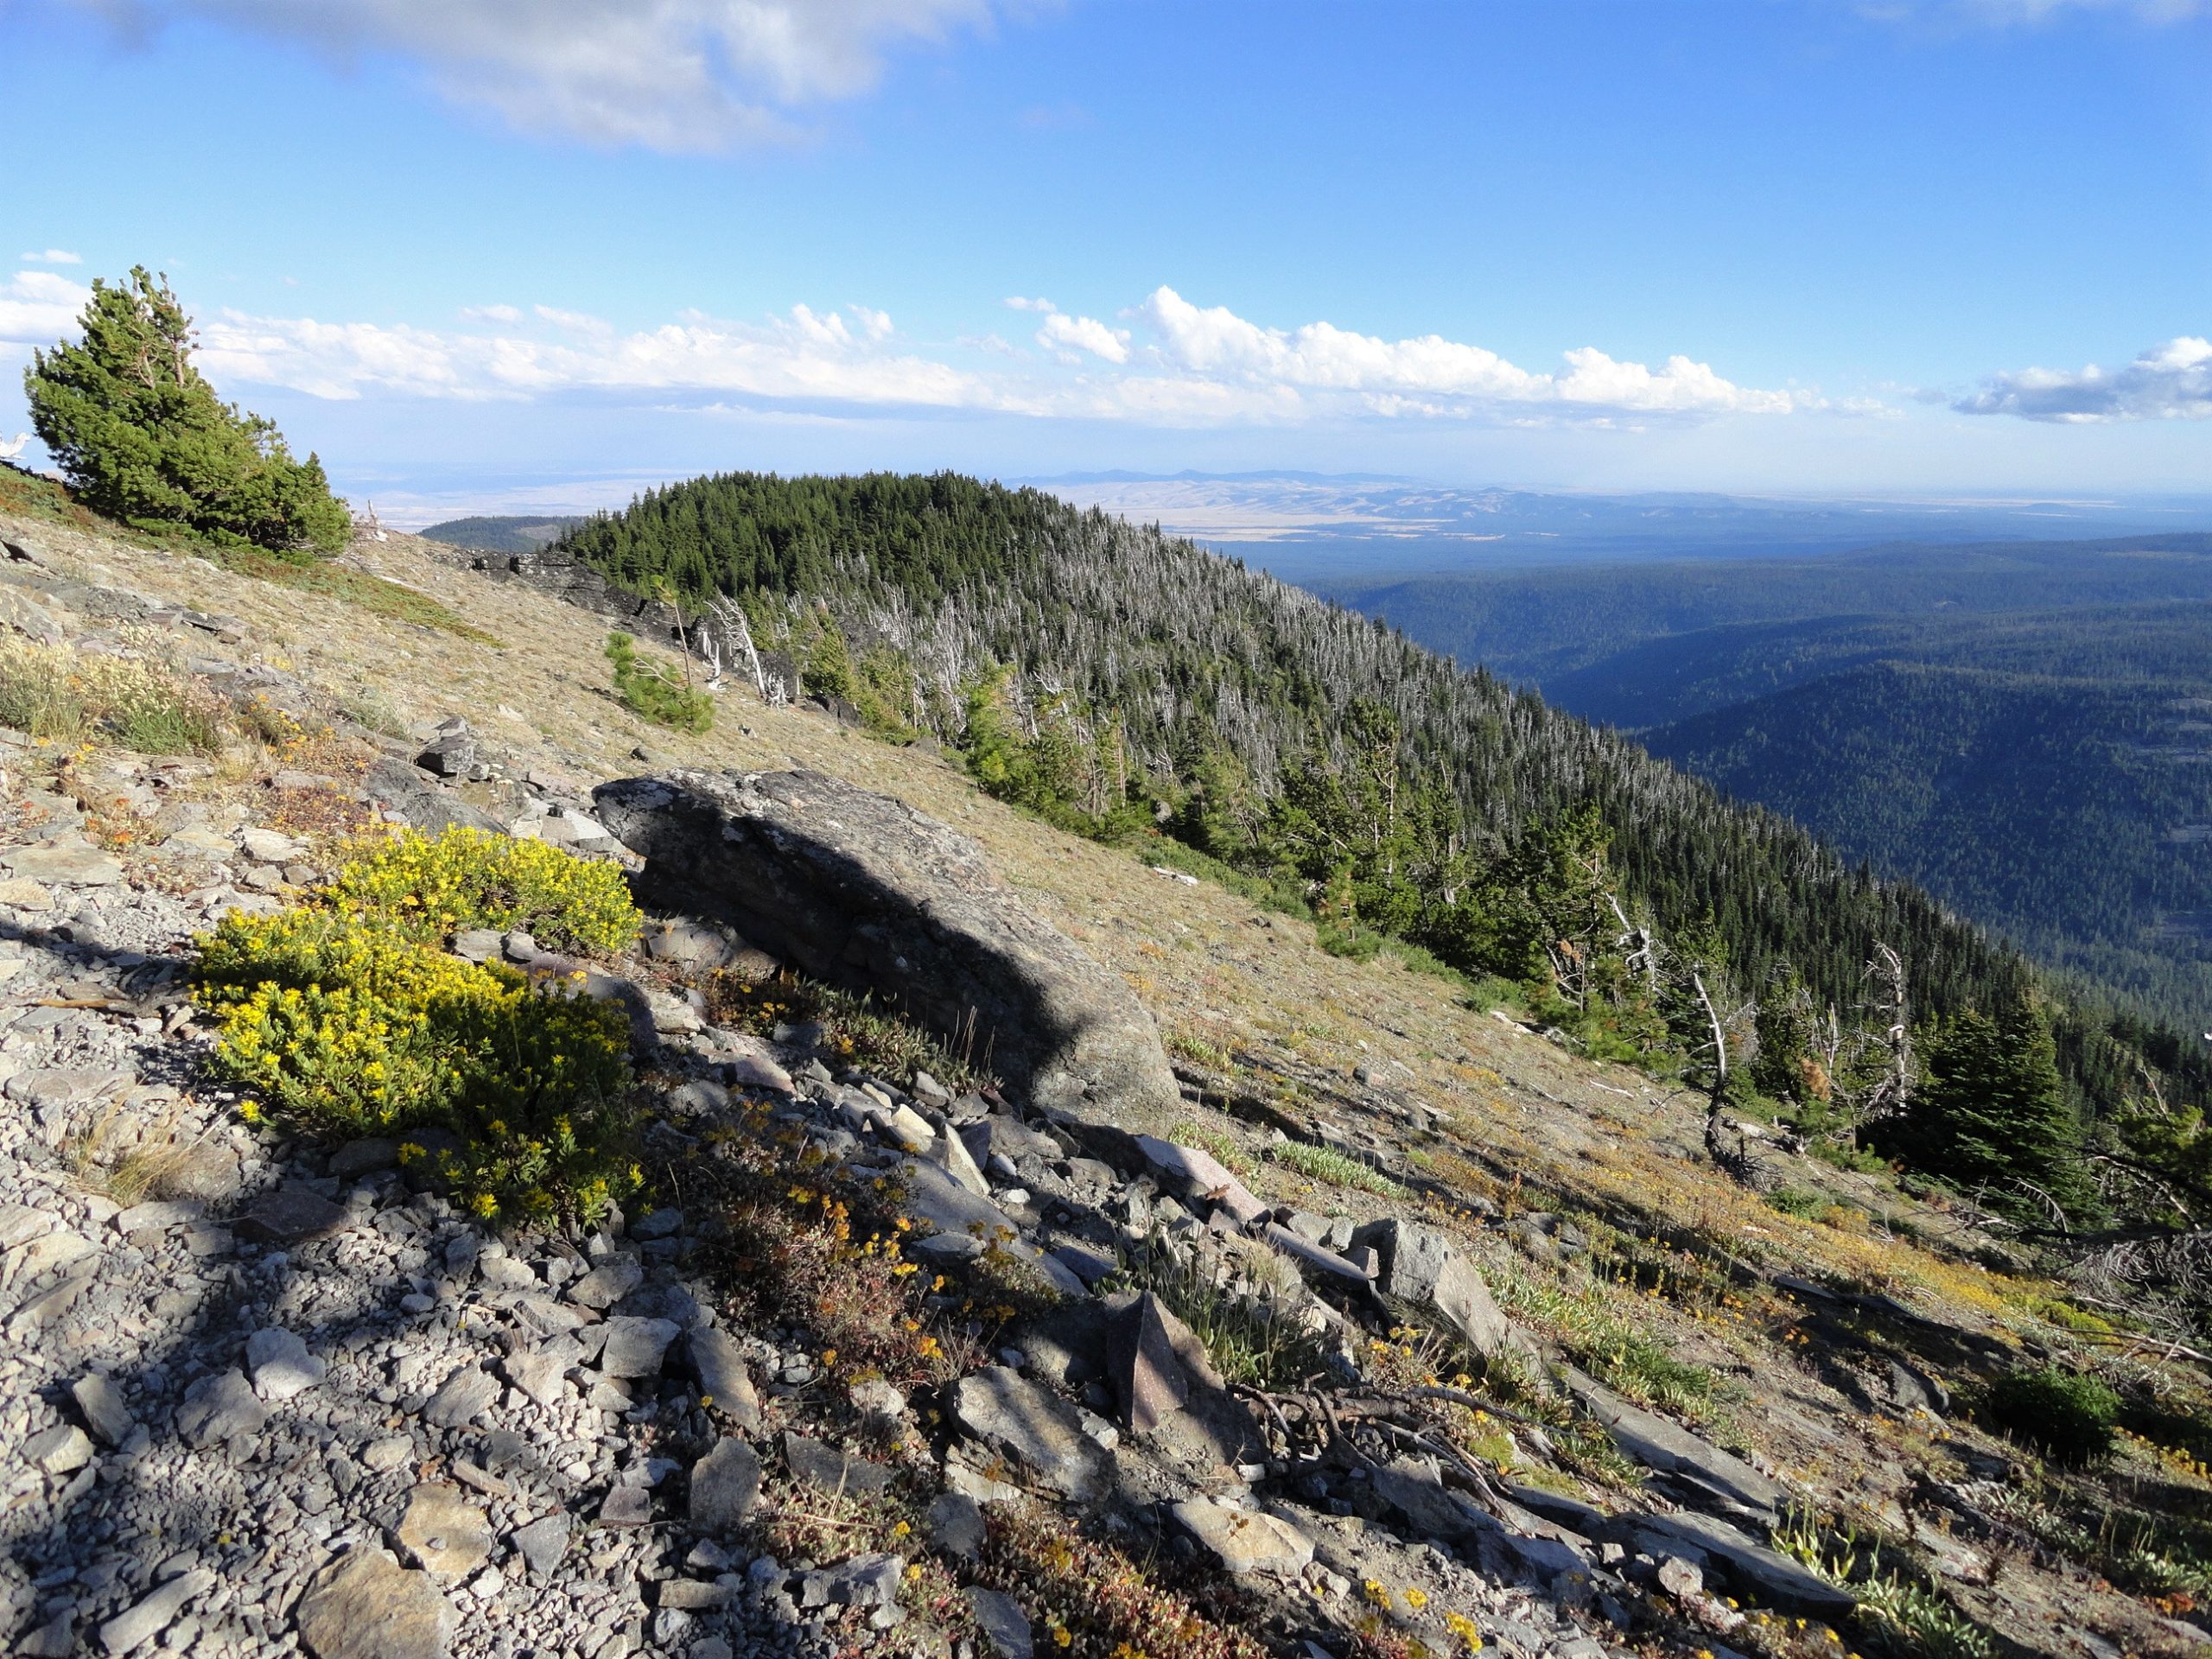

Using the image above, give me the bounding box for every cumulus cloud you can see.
[1003,296,1057,312]
[0,270,93,346]
[186,299,1001,412]
[19,250,83,266]
[74,0,1005,152]
[9,270,1813,430]
[1135,286,1794,416]
[1955,335,2212,422]
[1035,311,1128,364]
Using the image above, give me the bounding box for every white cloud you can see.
[19,250,83,266]
[1135,286,1794,416]
[76,0,1007,152]
[7,270,1814,431]
[1955,335,2212,422]
[1003,296,1057,313]
[187,300,1004,412]
[533,303,613,334]
[0,270,93,346]
[1035,311,1128,364]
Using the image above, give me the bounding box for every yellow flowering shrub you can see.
[325,826,642,956]
[194,907,637,1225]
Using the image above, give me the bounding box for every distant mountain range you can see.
[417,515,583,556]
[1024,471,2212,581]
[1316,534,2212,1031]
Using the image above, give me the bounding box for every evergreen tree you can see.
[1751,961,1820,1104]
[24,266,349,553]
[1896,993,2097,1220]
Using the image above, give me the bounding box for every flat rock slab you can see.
[296,1547,454,1659]
[686,1327,762,1430]
[4,1067,135,1110]
[593,769,1180,1121]
[947,1365,1109,1501]
[785,1431,893,1497]
[1132,1135,1269,1225]
[234,1185,350,1243]
[690,1437,762,1532]
[3,838,123,886]
[1566,1368,1785,1520]
[398,1483,494,1581]
[1172,1497,1315,1577]
[1628,1510,1856,1618]
[99,1568,213,1656]
[422,1363,499,1429]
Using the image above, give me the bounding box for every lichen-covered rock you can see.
[593,768,1180,1122]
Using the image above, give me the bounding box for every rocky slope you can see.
[0,493,2205,1659]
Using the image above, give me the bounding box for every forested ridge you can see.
[553,471,2212,1251]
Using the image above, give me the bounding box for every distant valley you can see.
[1317,533,2212,1030]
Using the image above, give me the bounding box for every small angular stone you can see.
[422,1363,499,1429]
[689,1437,762,1532]
[597,1315,679,1378]
[510,1512,571,1576]
[73,1373,134,1446]
[174,1369,267,1449]
[567,1258,642,1309]
[24,1422,95,1473]
[247,1326,327,1401]
[598,1484,654,1527]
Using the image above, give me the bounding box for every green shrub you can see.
[26,266,349,552]
[1986,1363,2120,1464]
[605,632,711,734]
[194,907,636,1225]
[326,826,642,956]
[1766,1185,1827,1218]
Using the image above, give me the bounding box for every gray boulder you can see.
[592,769,1180,1122]
[1351,1217,1511,1360]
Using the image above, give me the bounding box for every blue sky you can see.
[2,0,2209,521]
